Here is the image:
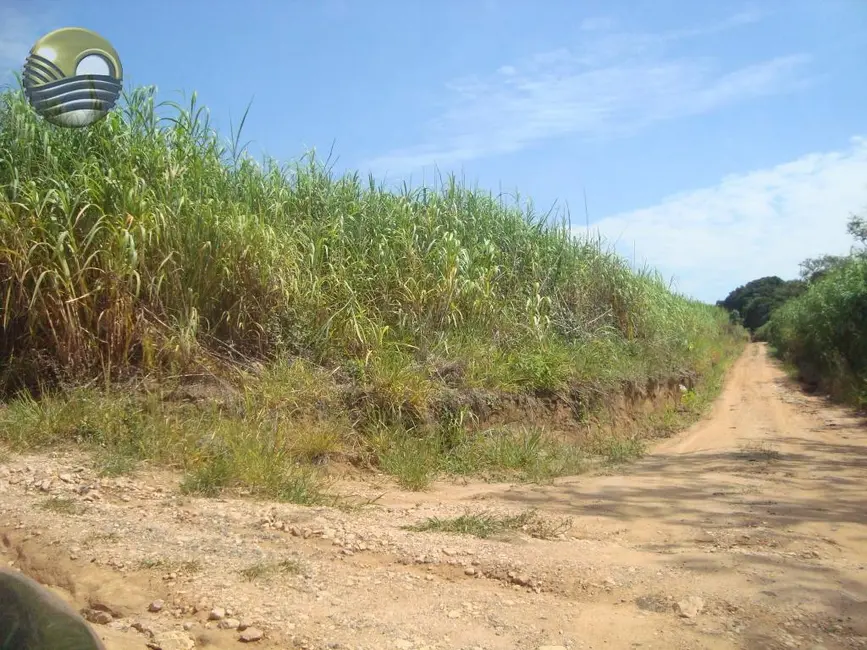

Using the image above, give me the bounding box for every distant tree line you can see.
[720,214,867,408]
[716,276,807,332]
[717,214,867,333]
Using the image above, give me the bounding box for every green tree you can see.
[799,254,848,283]
[717,276,807,332]
[800,214,867,282]
[847,213,867,245]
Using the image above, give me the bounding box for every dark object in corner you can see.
[0,568,106,650]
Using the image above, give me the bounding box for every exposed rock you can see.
[87,599,125,618]
[147,630,196,650]
[131,619,159,637]
[239,627,265,642]
[507,571,533,587]
[218,617,240,630]
[676,596,705,619]
[82,608,113,625]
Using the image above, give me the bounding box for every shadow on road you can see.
[496,433,867,530]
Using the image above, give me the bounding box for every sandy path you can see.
[1,343,865,650]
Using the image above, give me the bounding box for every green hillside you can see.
[0,86,746,494]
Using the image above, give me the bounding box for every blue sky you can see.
[2,0,866,302]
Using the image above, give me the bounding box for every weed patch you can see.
[405,509,572,540]
[591,436,646,465]
[239,559,302,581]
[138,558,202,575]
[371,423,586,490]
[94,449,140,477]
[39,497,85,515]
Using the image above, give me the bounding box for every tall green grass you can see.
[0,85,736,390]
[0,84,745,492]
[765,256,867,408]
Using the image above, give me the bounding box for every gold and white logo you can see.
[23,27,123,128]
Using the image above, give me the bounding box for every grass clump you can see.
[39,497,85,515]
[372,424,586,490]
[405,509,572,540]
[0,387,330,504]
[137,557,202,574]
[589,435,646,465]
[238,558,302,581]
[93,446,141,476]
[0,83,746,493]
[83,531,119,544]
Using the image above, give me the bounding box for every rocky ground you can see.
[1,343,865,650]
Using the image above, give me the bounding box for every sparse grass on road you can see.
[138,557,202,575]
[239,559,302,582]
[405,509,572,540]
[39,497,86,515]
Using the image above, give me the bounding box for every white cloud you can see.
[587,136,867,303]
[363,10,812,175]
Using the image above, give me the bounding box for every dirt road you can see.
[1,343,865,650]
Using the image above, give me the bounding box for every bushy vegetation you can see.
[0,84,745,494]
[717,276,807,332]
[763,215,867,408]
